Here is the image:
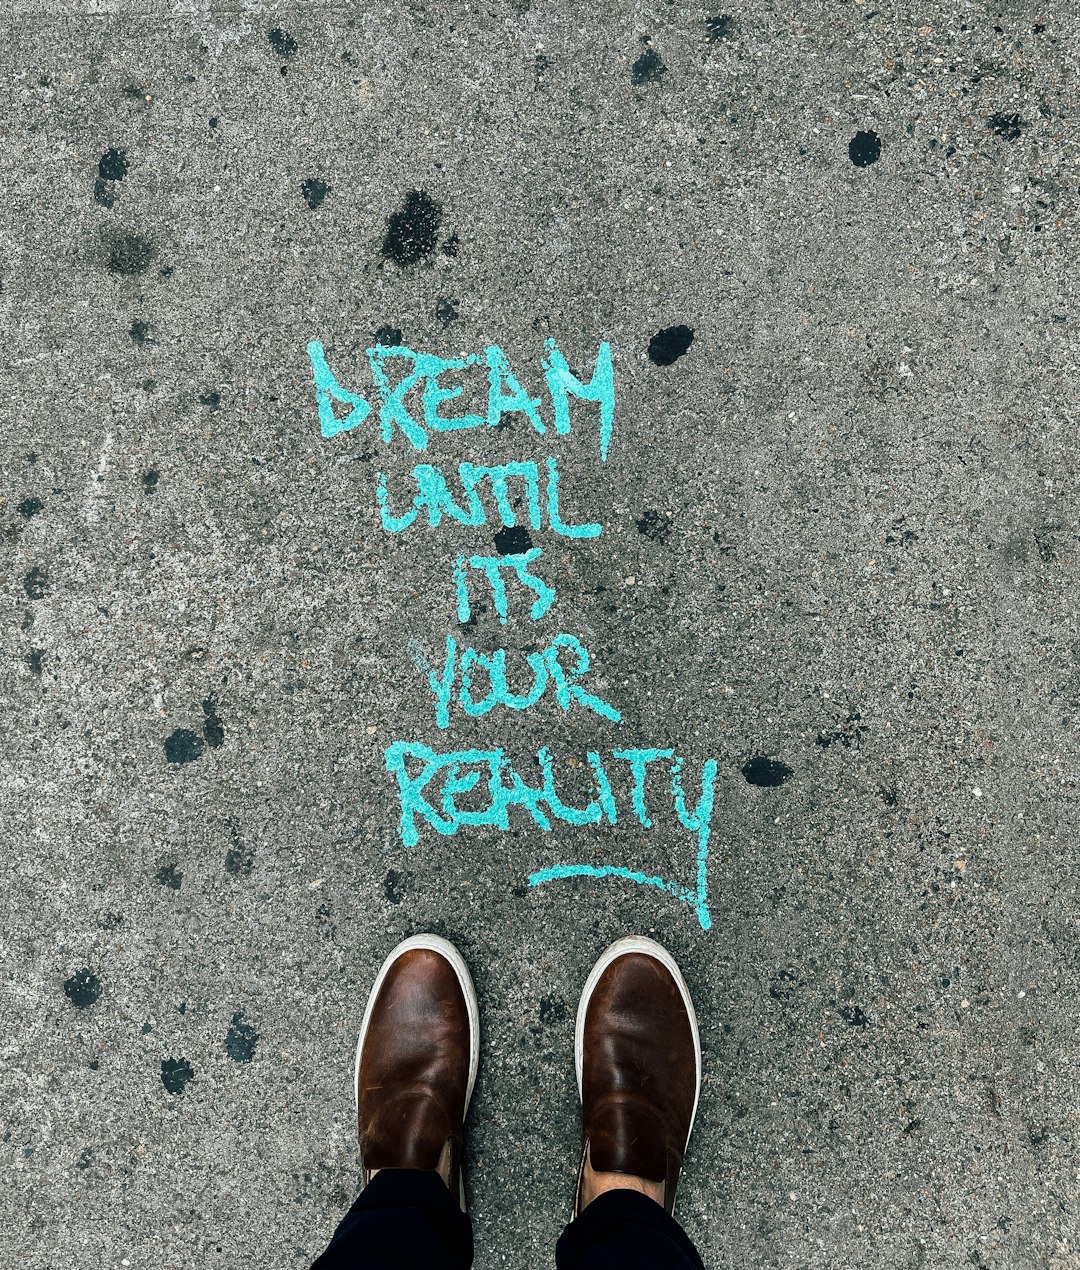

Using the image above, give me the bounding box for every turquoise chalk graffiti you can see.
[309,332,721,930]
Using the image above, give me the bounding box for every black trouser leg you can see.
[311,1169,473,1270]
[555,1190,706,1270]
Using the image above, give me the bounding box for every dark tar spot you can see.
[988,112,1024,141]
[225,819,254,876]
[840,1004,869,1027]
[268,28,297,58]
[105,231,156,275]
[742,755,794,786]
[225,1010,259,1062]
[648,324,694,365]
[636,509,672,543]
[849,130,882,166]
[383,868,404,903]
[538,996,568,1026]
[98,148,129,181]
[63,968,102,1009]
[198,390,221,409]
[632,44,666,85]
[435,296,459,325]
[382,190,442,266]
[26,649,43,676]
[93,179,114,209]
[201,696,225,748]
[164,728,204,764]
[23,566,47,599]
[442,233,460,257]
[142,469,159,491]
[18,496,43,518]
[494,526,533,555]
[373,325,402,347]
[129,319,152,346]
[160,1057,195,1095]
[155,860,183,889]
[301,177,329,210]
[706,14,735,39]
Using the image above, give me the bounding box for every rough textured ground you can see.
[2,2,1079,1267]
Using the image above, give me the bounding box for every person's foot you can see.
[574,936,701,1217]
[355,934,479,1210]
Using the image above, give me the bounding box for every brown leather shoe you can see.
[354,934,479,1210]
[574,936,701,1216]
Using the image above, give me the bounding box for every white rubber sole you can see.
[574,935,702,1147]
[353,933,481,1123]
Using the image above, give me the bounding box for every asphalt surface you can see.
[2,3,1078,1267]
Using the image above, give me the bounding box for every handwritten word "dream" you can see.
[308,340,614,459]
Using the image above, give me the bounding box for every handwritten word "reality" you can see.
[384,741,717,930]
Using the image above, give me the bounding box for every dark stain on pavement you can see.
[636,509,672,543]
[648,325,694,365]
[129,319,152,346]
[631,40,666,85]
[18,496,43,518]
[164,728,204,764]
[268,28,297,58]
[382,190,442,266]
[301,177,329,209]
[435,296,459,325]
[988,112,1024,141]
[156,860,183,889]
[848,130,882,166]
[741,755,794,786]
[63,968,102,1009]
[160,1057,195,1095]
[201,696,225,748]
[23,567,47,599]
[142,469,159,491]
[373,325,402,347]
[706,14,735,39]
[225,1010,259,1062]
[105,231,156,275]
[494,526,533,555]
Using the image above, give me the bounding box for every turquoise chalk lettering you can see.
[376,471,420,532]
[460,462,542,529]
[367,347,429,449]
[454,555,470,622]
[308,341,372,439]
[545,456,602,539]
[415,464,483,527]
[543,339,615,462]
[439,752,505,829]
[547,634,622,724]
[383,741,462,846]
[424,636,458,730]
[537,747,603,827]
[586,751,619,824]
[459,549,557,624]
[422,354,486,434]
[416,633,618,727]
[486,345,545,433]
[494,752,552,831]
[611,748,675,828]
[457,645,549,720]
[671,755,719,933]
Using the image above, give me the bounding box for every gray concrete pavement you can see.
[2,2,1078,1266]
